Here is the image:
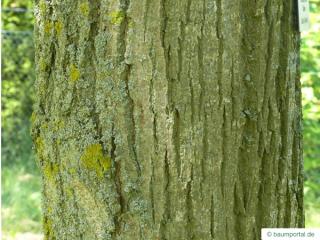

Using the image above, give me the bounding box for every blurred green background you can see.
[1,0,319,238]
[302,0,320,227]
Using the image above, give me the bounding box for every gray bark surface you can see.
[32,0,304,239]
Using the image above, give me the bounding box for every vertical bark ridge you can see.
[143,0,151,42]
[158,1,173,239]
[255,0,281,229]
[197,0,207,214]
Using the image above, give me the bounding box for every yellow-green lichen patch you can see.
[79,2,89,16]
[65,187,73,198]
[44,20,52,35]
[38,57,47,72]
[53,119,65,132]
[68,168,77,175]
[110,10,125,25]
[80,144,111,178]
[39,0,46,14]
[69,64,80,82]
[40,122,49,131]
[43,163,59,183]
[55,20,63,36]
[47,206,53,214]
[43,217,55,239]
[128,19,134,29]
[34,137,45,166]
[35,137,45,157]
[30,112,37,124]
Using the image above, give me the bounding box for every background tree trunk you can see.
[32,0,304,239]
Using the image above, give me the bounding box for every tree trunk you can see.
[32,0,303,239]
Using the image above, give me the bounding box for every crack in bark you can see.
[160,148,171,238]
[88,0,102,144]
[221,105,227,199]
[186,165,194,239]
[148,41,157,225]
[160,0,172,113]
[149,158,156,225]
[198,0,205,121]
[173,108,181,177]
[44,42,56,115]
[111,124,125,237]
[124,63,141,175]
[210,192,214,239]
[216,0,223,108]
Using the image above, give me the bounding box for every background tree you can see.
[32,0,305,239]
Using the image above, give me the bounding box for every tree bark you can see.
[32,0,304,239]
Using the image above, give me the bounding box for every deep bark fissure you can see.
[111,124,125,236]
[186,165,194,240]
[216,0,223,108]
[173,108,181,176]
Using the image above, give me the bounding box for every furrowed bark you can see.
[32,0,303,239]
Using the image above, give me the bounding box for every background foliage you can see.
[1,0,319,237]
[302,0,320,227]
[1,0,42,237]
